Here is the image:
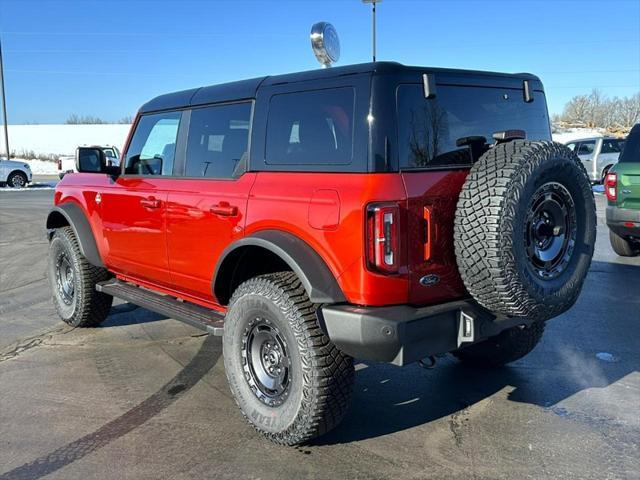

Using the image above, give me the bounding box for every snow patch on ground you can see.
[552,127,606,144]
[20,158,59,175]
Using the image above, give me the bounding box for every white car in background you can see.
[0,158,32,188]
[565,136,625,184]
[58,145,120,179]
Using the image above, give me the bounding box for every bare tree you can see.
[617,93,640,127]
[65,114,108,125]
[561,94,591,124]
[561,90,640,129]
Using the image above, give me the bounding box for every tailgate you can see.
[616,163,640,210]
[401,170,468,306]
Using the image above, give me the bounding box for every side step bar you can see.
[96,279,224,336]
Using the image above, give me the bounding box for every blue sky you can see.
[1,0,638,124]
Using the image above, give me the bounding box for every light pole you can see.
[0,36,9,160]
[362,0,382,62]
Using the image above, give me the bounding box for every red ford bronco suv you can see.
[47,62,596,445]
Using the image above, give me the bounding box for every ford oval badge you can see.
[419,274,440,286]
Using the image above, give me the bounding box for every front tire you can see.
[223,272,354,445]
[48,227,113,327]
[453,322,545,368]
[609,230,639,257]
[7,171,27,188]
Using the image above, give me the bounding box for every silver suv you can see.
[565,137,625,184]
[0,158,32,188]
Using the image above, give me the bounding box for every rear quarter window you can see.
[619,125,640,163]
[265,87,355,166]
[397,84,551,169]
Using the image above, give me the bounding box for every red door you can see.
[165,174,256,301]
[100,177,170,285]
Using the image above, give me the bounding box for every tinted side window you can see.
[577,141,596,156]
[398,85,551,169]
[125,112,180,175]
[265,88,355,165]
[601,139,624,154]
[185,103,252,178]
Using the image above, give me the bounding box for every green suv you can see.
[606,123,640,256]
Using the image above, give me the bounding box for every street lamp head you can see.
[310,22,340,68]
[361,0,382,3]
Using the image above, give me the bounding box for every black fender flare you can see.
[213,230,346,304]
[46,203,105,268]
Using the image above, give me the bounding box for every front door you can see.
[101,110,182,286]
[165,102,255,301]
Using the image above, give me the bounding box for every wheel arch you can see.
[46,203,105,268]
[213,230,346,305]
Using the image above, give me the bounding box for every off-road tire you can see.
[453,321,545,368]
[609,230,639,257]
[7,171,27,189]
[454,141,596,322]
[48,226,113,327]
[223,272,354,445]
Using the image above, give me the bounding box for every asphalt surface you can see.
[0,189,638,480]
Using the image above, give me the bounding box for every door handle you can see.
[140,197,161,209]
[210,203,238,216]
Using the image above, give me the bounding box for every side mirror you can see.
[76,147,120,175]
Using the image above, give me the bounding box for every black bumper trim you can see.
[606,206,640,237]
[319,300,533,366]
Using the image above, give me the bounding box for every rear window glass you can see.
[397,84,551,169]
[619,125,640,163]
[265,87,355,165]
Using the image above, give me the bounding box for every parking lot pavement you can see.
[0,191,638,480]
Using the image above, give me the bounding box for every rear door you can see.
[165,102,255,301]
[100,111,182,286]
[576,139,598,179]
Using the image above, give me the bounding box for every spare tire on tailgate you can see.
[454,140,596,322]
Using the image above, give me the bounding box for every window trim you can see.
[120,99,255,181]
[263,86,357,167]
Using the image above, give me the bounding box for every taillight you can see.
[366,203,400,273]
[605,172,617,201]
[423,206,432,261]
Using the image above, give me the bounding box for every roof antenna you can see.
[362,0,382,62]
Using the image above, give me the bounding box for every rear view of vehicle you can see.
[46,62,597,446]
[605,124,640,256]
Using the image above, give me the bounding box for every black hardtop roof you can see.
[139,61,542,114]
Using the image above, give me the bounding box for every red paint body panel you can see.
[54,167,469,310]
[401,170,470,305]
[165,174,256,298]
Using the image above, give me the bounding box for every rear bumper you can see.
[319,300,533,366]
[606,206,640,238]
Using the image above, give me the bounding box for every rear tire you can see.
[454,141,596,322]
[223,272,354,445]
[48,227,113,327]
[453,322,545,368]
[609,230,639,257]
